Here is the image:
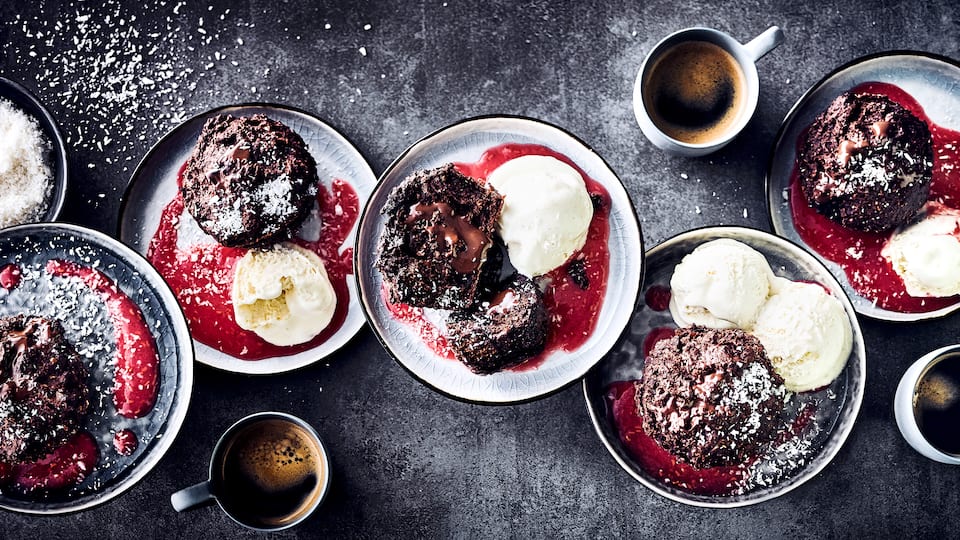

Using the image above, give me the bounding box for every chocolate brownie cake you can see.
[640,326,786,469]
[180,114,319,247]
[799,91,933,233]
[446,275,548,374]
[376,163,503,310]
[0,315,90,464]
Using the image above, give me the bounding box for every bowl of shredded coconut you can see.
[0,77,68,228]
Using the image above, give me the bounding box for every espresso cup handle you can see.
[743,26,784,62]
[170,481,215,512]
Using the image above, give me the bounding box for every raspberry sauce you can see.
[789,82,960,313]
[386,143,612,372]
[0,264,21,290]
[644,285,672,312]
[46,259,159,419]
[383,289,455,360]
[146,172,360,360]
[113,429,139,457]
[2,432,99,494]
[607,381,744,496]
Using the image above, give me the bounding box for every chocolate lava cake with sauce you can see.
[376,163,503,310]
[640,326,786,469]
[798,91,933,233]
[446,274,548,374]
[0,315,90,464]
[180,114,319,248]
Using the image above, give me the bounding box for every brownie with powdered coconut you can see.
[640,326,786,469]
[446,274,548,374]
[799,91,933,233]
[180,114,319,248]
[0,315,90,464]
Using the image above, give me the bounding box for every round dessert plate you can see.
[0,76,68,224]
[583,226,866,507]
[355,116,644,403]
[766,51,960,321]
[0,223,192,514]
[119,104,375,374]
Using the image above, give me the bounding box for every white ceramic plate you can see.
[766,51,960,321]
[355,116,644,403]
[119,104,375,374]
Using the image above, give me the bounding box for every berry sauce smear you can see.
[46,259,159,419]
[147,169,360,360]
[1,432,99,495]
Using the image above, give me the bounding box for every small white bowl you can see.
[0,76,68,224]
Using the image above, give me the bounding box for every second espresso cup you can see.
[633,26,784,156]
[170,412,332,531]
[895,345,960,464]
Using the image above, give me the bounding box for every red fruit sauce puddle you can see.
[789,81,960,313]
[643,284,671,312]
[146,165,360,360]
[2,432,99,495]
[47,259,159,419]
[384,143,611,372]
[113,429,139,457]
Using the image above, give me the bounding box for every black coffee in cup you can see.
[215,418,326,529]
[643,40,747,145]
[914,355,960,455]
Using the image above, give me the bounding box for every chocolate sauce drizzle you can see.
[405,202,489,274]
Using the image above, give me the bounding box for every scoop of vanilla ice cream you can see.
[882,209,960,297]
[486,155,593,277]
[668,239,776,329]
[232,242,337,346]
[752,281,851,392]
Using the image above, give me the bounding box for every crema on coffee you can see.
[643,41,747,145]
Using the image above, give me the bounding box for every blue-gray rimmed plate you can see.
[584,226,865,507]
[0,223,192,514]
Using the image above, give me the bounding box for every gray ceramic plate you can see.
[0,223,193,514]
[119,104,375,374]
[356,116,644,403]
[0,77,68,224]
[583,226,865,507]
[766,51,960,322]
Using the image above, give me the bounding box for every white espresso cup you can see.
[633,26,784,156]
[895,345,960,464]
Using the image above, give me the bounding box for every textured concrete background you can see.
[1,0,959,538]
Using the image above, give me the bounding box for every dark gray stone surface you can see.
[1,0,959,537]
